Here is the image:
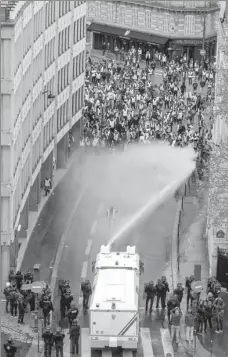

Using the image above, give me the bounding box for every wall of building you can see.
[86,0,218,40]
[1,0,86,288]
[207,0,228,277]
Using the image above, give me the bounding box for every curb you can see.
[16,156,78,272]
[170,198,182,290]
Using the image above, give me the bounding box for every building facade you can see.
[1,0,86,287]
[207,1,228,281]
[86,0,218,62]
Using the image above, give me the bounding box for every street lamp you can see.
[200,0,207,67]
[42,90,55,99]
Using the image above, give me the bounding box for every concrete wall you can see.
[1,0,86,289]
[207,0,228,278]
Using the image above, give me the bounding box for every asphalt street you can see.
[21,151,178,356]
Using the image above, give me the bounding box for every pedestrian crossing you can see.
[76,325,192,357]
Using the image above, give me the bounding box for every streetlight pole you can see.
[201,0,207,67]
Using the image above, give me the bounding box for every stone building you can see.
[86,0,218,62]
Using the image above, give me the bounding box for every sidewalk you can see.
[1,151,80,357]
[17,153,78,272]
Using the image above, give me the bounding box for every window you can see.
[163,14,169,33]
[77,19,80,42]
[184,15,195,35]
[185,1,196,8]
[73,21,77,44]
[132,7,138,27]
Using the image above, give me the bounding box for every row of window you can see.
[45,1,56,29]
[73,51,85,80]
[58,26,70,56]
[33,51,43,85]
[23,19,32,57]
[13,135,21,177]
[59,1,71,17]
[45,37,55,70]
[43,115,54,151]
[34,8,43,41]
[32,135,41,173]
[58,64,70,94]
[57,100,69,132]
[33,92,43,129]
[44,77,55,111]
[22,112,31,152]
[13,185,21,226]
[21,156,30,200]
[73,16,86,44]
[72,85,84,117]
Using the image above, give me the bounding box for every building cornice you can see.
[91,0,219,15]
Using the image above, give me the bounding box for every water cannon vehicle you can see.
[89,245,144,351]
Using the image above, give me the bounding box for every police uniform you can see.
[70,320,80,354]
[40,297,54,327]
[4,283,12,313]
[42,327,53,357]
[53,327,65,357]
[60,289,73,318]
[18,297,26,324]
[81,280,92,309]
[67,304,79,329]
[144,281,156,313]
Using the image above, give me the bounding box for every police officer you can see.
[4,282,12,313]
[53,327,65,357]
[8,269,16,285]
[174,283,184,303]
[69,319,80,354]
[155,279,166,309]
[9,288,19,317]
[42,326,53,357]
[15,271,23,290]
[167,293,180,324]
[67,303,79,330]
[161,276,170,305]
[4,337,17,357]
[24,269,34,283]
[60,280,70,295]
[60,288,73,318]
[186,276,195,308]
[144,281,156,313]
[18,295,26,324]
[40,296,54,327]
[81,279,92,309]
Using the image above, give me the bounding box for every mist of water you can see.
[83,142,196,246]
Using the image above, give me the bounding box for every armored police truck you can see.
[89,245,144,351]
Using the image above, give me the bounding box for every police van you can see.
[89,245,143,350]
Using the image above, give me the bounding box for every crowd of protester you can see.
[144,275,224,348]
[82,47,214,166]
